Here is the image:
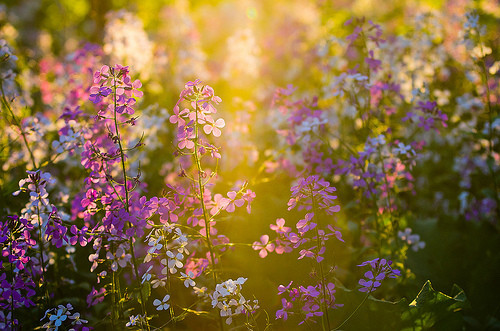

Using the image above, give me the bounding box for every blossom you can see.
[270,218,291,234]
[179,271,196,288]
[357,258,400,292]
[225,191,245,213]
[126,315,143,327]
[252,235,275,258]
[210,194,230,215]
[398,228,425,251]
[203,117,225,137]
[86,287,106,307]
[89,86,112,104]
[153,294,171,311]
[276,298,293,320]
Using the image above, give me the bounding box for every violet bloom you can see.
[89,86,112,104]
[357,258,400,292]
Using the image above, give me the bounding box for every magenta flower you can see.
[299,285,320,298]
[276,298,293,320]
[93,65,109,84]
[86,287,105,307]
[69,225,88,247]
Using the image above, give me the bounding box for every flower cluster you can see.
[0,215,37,328]
[276,281,342,325]
[358,258,400,292]
[170,79,224,153]
[40,303,88,331]
[398,228,426,252]
[0,39,18,97]
[209,277,259,325]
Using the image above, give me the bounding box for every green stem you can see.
[310,189,331,331]
[377,148,399,257]
[111,243,117,331]
[477,38,500,217]
[193,101,224,331]
[112,75,150,330]
[0,83,37,170]
[9,230,15,330]
[333,291,370,330]
[35,187,50,307]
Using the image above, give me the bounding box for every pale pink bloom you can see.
[252,235,275,258]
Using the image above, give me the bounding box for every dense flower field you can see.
[1,0,499,330]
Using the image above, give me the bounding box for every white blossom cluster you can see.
[398,228,426,252]
[104,10,153,76]
[222,28,261,83]
[142,225,190,289]
[13,170,55,228]
[158,3,209,86]
[0,39,18,97]
[210,277,259,325]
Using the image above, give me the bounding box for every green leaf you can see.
[136,282,151,304]
[404,280,468,329]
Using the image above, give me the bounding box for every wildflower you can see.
[180,271,196,288]
[358,258,400,292]
[270,218,291,234]
[398,228,426,251]
[48,307,68,330]
[252,235,275,258]
[153,294,170,311]
[126,315,142,327]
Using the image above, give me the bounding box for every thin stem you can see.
[193,102,223,331]
[377,148,399,256]
[243,302,260,331]
[310,189,331,331]
[333,291,370,330]
[9,230,15,330]
[0,83,37,170]
[112,75,150,330]
[35,188,50,307]
[111,244,117,331]
[477,37,500,217]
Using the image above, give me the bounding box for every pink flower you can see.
[210,194,230,215]
[225,191,244,213]
[203,117,225,137]
[252,235,275,258]
[242,189,256,213]
[270,218,291,234]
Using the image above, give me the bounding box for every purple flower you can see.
[357,258,400,292]
[89,86,112,104]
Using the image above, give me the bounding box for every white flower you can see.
[166,250,184,273]
[147,235,163,254]
[153,294,170,311]
[141,265,153,283]
[180,271,196,288]
[398,228,426,252]
[126,315,140,327]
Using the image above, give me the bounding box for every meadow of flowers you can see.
[0,0,499,330]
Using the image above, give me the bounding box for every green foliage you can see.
[403,280,468,330]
